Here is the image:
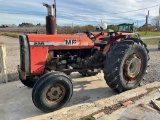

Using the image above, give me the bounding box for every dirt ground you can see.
[143,45,160,84]
[0,36,159,84]
[0,36,19,82]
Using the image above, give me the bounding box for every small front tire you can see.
[32,72,73,112]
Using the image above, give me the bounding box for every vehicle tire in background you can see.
[158,41,160,50]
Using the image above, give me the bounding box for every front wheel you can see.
[32,72,73,113]
[103,39,149,92]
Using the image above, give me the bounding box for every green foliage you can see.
[57,26,74,34]
[143,39,160,45]
[107,25,118,31]
[139,32,160,37]
[57,25,96,34]
[138,26,156,32]
[19,23,35,27]
[81,116,95,120]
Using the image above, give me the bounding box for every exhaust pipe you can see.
[43,0,56,35]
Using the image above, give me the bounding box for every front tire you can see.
[103,39,149,92]
[32,72,73,113]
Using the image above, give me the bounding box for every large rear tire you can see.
[103,39,149,92]
[32,72,73,113]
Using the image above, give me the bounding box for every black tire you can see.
[103,38,149,92]
[79,69,99,76]
[20,77,37,88]
[32,72,73,113]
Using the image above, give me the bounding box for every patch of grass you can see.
[0,32,20,38]
[143,39,160,45]
[81,116,95,120]
[139,32,160,37]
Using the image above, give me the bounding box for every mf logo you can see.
[65,39,78,45]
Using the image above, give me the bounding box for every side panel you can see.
[30,46,48,75]
[19,35,30,75]
[27,34,95,75]
[27,34,94,50]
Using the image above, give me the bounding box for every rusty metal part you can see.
[125,54,141,78]
[46,16,56,35]
[103,37,115,55]
[18,65,26,80]
[43,2,57,35]
[45,84,66,104]
[47,51,54,62]
[123,54,142,83]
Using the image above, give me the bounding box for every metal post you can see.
[159,6,160,31]
[0,43,8,83]
[145,10,149,35]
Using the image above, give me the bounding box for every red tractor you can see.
[18,1,149,112]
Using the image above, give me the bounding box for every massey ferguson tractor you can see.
[18,1,149,112]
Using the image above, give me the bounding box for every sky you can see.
[0,0,160,26]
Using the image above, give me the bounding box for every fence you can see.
[0,43,8,83]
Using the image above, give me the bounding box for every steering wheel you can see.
[86,31,96,41]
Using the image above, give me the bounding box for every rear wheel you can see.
[32,72,73,112]
[103,39,149,92]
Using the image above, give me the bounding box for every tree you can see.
[36,23,41,26]
[107,25,118,31]
[19,23,35,27]
[151,16,160,31]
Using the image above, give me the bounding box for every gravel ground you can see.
[0,36,159,84]
[143,45,160,84]
[0,36,19,82]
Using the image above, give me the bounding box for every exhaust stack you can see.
[43,0,56,35]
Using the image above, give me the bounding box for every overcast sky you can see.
[0,0,160,26]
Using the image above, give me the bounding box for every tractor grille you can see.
[19,35,30,74]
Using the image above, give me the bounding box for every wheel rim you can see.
[123,54,142,83]
[45,84,66,104]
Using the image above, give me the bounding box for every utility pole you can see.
[145,10,149,35]
[159,6,160,31]
[135,20,138,32]
[72,22,74,28]
[101,19,103,24]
